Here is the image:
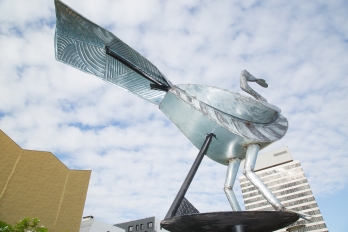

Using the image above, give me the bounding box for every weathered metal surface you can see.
[159,85,288,165]
[240,70,269,102]
[177,84,281,124]
[224,158,242,211]
[161,211,299,232]
[174,197,199,217]
[165,134,215,219]
[54,0,171,105]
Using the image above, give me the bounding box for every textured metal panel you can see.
[168,85,287,141]
[54,0,170,105]
[55,34,93,75]
[160,85,288,165]
[107,39,171,86]
[177,84,281,124]
[160,91,251,164]
[76,42,106,77]
[55,0,110,47]
[104,55,166,105]
[174,197,199,217]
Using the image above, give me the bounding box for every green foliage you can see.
[0,221,13,232]
[0,218,48,232]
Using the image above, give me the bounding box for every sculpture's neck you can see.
[240,70,267,102]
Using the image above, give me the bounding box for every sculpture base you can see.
[161,211,299,232]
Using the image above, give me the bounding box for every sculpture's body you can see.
[54,0,309,230]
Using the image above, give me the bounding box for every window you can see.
[148,222,153,228]
[140,224,144,230]
[128,226,133,232]
[136,225,139,231]
[273,151,287,157]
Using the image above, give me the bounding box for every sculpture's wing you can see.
[54,0,172,105]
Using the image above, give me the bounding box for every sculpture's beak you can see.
[256,79,268,88]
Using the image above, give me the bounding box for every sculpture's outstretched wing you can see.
[54,0,172,105]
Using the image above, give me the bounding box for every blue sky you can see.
[1,0,348,231]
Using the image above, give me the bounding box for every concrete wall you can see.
[0,130,91,232]
[81,218,124,232]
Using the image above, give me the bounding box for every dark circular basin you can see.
[161,211,299,232]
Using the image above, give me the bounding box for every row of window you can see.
[285,197,315,207]
[278,191,314,204]
[304,223,327,231]
[242,178,308,194]
[239,162,301,184]
[246,196,315,210]
[242,178,307,193]
[241,172,305,191]
[245,190,313,204]
[289,203,318,212]
[243,184,311,199]
[251,203,322,216]
[259,169,304,184]
[274,185,311,198]
[254,162,301,179]
[302,209,321,216]
[241,168,304,188]
[128,222,153,232]
[245,202,268,210]
[287,215,324,228]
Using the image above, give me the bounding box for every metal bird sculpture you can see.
[53,0,309,228]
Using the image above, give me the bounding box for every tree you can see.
[0,218,48,232]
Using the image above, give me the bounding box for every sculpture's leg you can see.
[243,144,284,210]
[224,158,242,211]
[243,144,312,220]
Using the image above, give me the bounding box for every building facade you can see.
[239,147,328,232]
[80,216,125,232]
[115,217,169,232]
[0,130,91,232]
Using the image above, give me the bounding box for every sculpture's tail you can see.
[54,0,172,105]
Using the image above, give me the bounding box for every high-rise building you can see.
[0,130,91,232]
[238,147,328,232]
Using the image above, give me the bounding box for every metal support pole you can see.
[165,133,216,219]
[231,225,246,232]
